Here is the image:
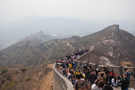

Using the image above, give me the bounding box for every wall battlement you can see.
[53,50,135,89]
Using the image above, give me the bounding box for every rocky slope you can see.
[80,25,135,63]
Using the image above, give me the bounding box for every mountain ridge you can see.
[83,25,135,63]
[0,25,135,66]
[1,17,135,50]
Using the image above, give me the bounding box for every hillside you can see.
[0,30,54,50]
[79,25,135,63]
[0,34,77,66]
[0,31,56,66]
[0,25,135,66]
[0,62,53,90]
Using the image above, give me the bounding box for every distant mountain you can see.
[0,25,135,66]
[0,31,56,66]
[1,17,135,50]
[22,31,54,43]
[0,31,54,50]
[0,17,90,50]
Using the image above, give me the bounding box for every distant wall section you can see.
[77,51,120,67]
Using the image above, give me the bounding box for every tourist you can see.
[74,80,90,90]
[110,70,116,78]
[106,71,113,85]
[102,85,113,90]
[124,68,134,90]
[120,74,129,90]
[74,74,81,87]
[85,68,91,82]
[69,62,73,70]
[73,62,77,70]
[97,80,104,90]
[91,79,100,90]
[95,68,100,76]
[88,69,97,85]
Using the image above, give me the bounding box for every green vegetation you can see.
[7,77,11,81]
[24,76,32,82]
[1,69,8,74]
[21,68,26,73]
[0,79,18,90]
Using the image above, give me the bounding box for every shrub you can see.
[0,79,18,90]
[24,76,32,82]
[1,69,8,74]
[7,77,11,81]
[21,68,26,73]
[121,61,132,67]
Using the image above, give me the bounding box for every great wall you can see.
[53,50,135,90]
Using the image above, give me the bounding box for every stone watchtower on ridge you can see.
[113,24,119,35]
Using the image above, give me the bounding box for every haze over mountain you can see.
[0,25,135,66]
[0,17,135,50]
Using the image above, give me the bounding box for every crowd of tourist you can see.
[55,49,134,90]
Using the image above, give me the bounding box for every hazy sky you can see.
[0,0,135,26]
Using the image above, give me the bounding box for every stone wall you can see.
[77,60,135,88]
[77,51,120,66]
[53,50,135,89]
[53,64,74,90]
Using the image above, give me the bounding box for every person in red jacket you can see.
[110,70,116,78]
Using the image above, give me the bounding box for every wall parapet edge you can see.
[53,63,74,90]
